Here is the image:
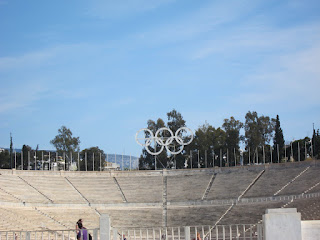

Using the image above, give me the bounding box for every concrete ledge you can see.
[266,208,298,214]
[263,208,302,240]
[301,220,320,240]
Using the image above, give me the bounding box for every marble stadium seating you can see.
[0,160,319,232]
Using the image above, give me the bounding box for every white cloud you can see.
[0,50,55,71]
[130,0,263,47]
[0,42,121,115]
[192,21,320,60]
[0,82,49,114]
[238,44,320,108]
[0,43,104,72]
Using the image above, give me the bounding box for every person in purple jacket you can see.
[76,220,88,240]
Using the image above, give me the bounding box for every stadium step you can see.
[162,175,167,228]
[34,207,69,229]
[274,166,310,196]
[64,177,91,205]
[18,176,53,203]
[0,186,24,203]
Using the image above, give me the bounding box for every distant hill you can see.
[1,148,21,153]
[105,154,139,169]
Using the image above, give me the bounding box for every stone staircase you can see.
[202,173,217,200]
[113,177,128,203]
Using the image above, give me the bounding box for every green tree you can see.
[139,109,188,170]
[312,129,320,159]
[273,115,285,162]
[166,109,187,169]
[22,145,32,170]
[139,118,167,170]
[0,149,10,169]
[244,111,275,162]
[212,127,227,166]
[167,109,186,133]
[80,146,106,171]
[50,126,80,153]
[191,122,215,168]
[187,123,227,168]
[50,126,80,168]
[289,137,310,162]
[222,117,243,165]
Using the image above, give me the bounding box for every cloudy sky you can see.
[0,0,319,157]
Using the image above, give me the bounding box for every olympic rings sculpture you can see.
[135,127,194,155]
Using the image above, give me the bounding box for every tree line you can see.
[0,126,106,170]
[139,109,320,170]
[1,111,319,170]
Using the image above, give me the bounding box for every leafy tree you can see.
[187,123,227,168]
[167,109,186,133]
[212,127,227,167]
[139,118,167,170]
[222,117,243,165]
[289,137,310,162]
[190,122,216,168]
[15,151,22,169]
[245,111,260,151]
[244,111,275,162]
[0,149,10,169]
[213,127,227,151]
[80,146,106,171]
[260,116,276,144]
[166,109,187,169]
[139,109,188,170]
[50,126,80,153]
[312,129,320,159]
[22,145,32,170]
[273,115,285,162]
[50,126,80,167]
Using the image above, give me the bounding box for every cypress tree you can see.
[273,115,285,161]
[312,128,320,159]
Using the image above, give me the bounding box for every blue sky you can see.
[0,0,319,157]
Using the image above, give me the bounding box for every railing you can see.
[1,225,263,240]
[114,224,263,240]
[0,229,99,240]
[5,151,138,172]
[4,142,316,172]
[0,225,263,240]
